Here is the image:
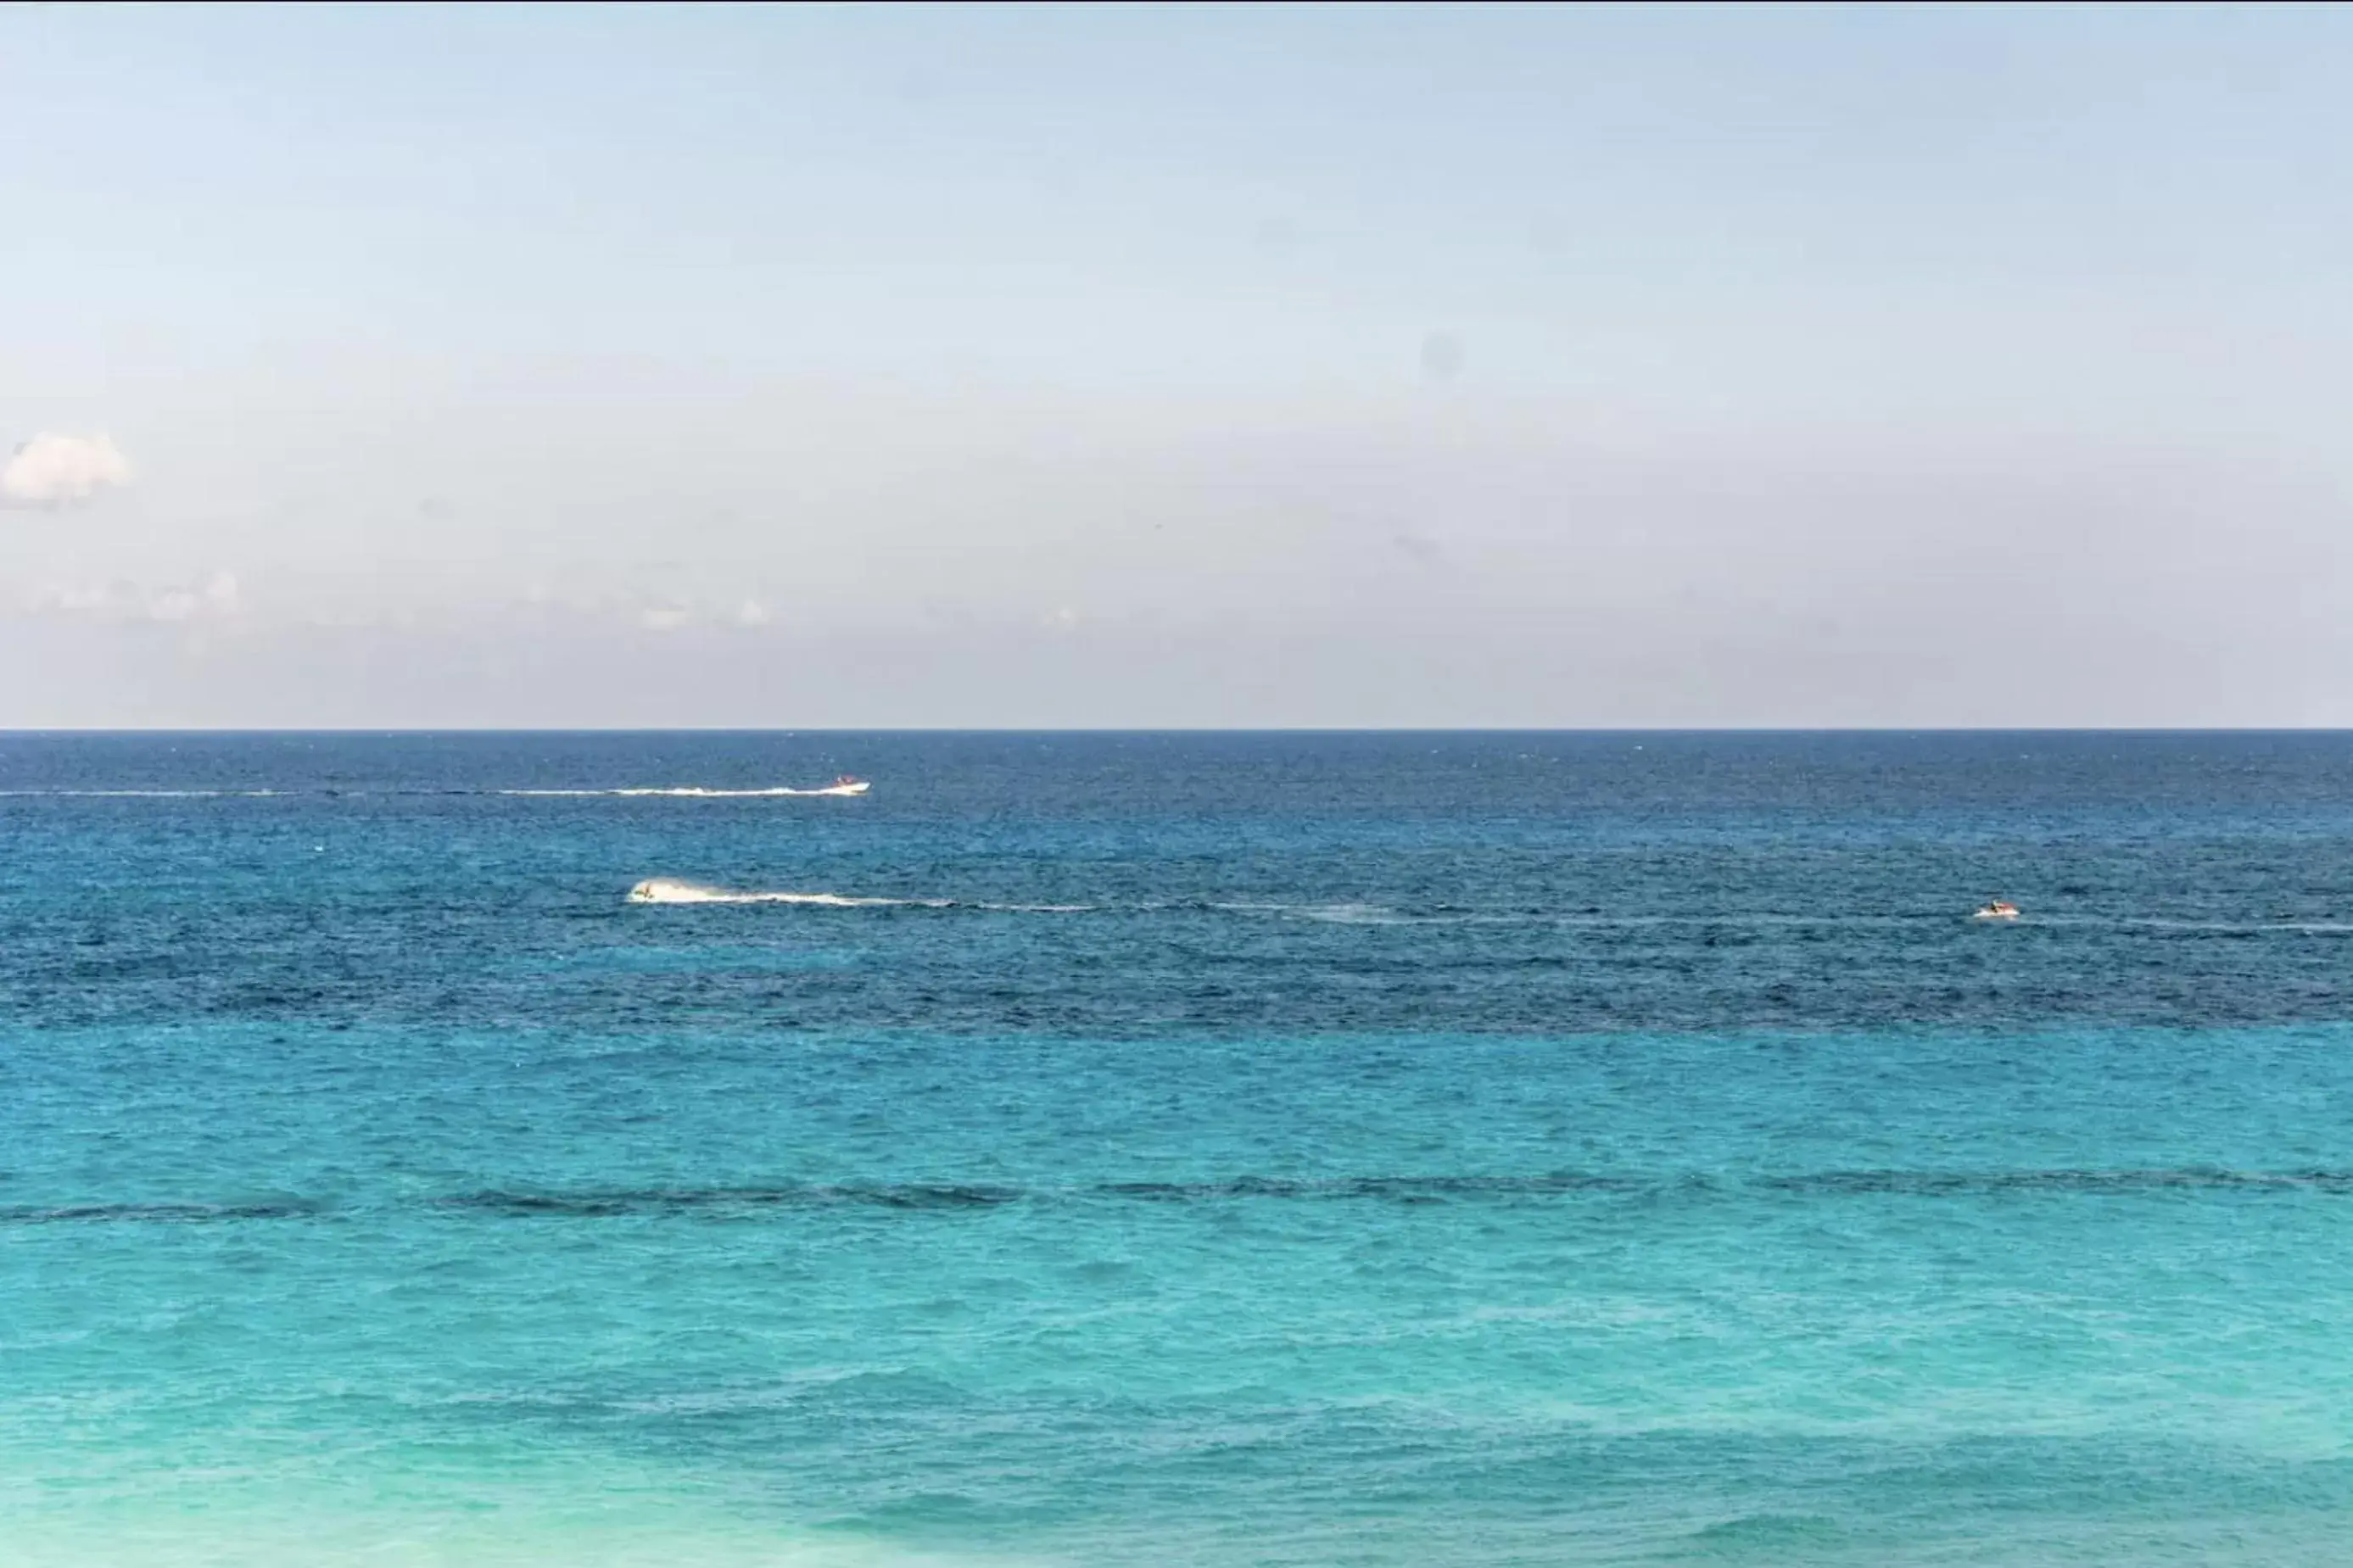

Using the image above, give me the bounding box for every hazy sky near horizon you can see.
[5,3,2353,726]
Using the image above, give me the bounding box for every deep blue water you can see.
[4,732,2352,1565]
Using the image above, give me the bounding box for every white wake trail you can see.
[509,784,865,798]
[627,879,946,907]
[626,879,1093,912]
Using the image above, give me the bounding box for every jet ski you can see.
[1971,901,2020,921]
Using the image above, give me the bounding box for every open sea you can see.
[5,730,2353,1567]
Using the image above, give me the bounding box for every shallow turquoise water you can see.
[5,734,2353,1565]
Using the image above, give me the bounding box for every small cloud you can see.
[149,571,242,622]
[30,581,121,616]
[512,590,769,633]
[2,432,134,507]
[28,569,243,623]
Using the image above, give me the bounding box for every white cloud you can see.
[26,570,243,623]
[622,597,773,632]
[2,432,134,507]
[148,571,243,622]
[32,583,122,616]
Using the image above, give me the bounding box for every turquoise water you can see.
[6,733,2353,1565]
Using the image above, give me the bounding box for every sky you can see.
[4,1,2352,728]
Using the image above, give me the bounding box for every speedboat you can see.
[1972,901,2020,921]
[814,775,869,796]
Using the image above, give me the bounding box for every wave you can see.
[1769,1167,2353,1195]
[441,1175,1638,1216]
[0,1199,325,1225]
[443,1184,1025,1216]
[15,1167,2353,1226]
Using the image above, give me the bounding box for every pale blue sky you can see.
[4,3,2352,725]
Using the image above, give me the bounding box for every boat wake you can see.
[628,879,939,907]
[0,789,282,798]
[0,780,869,799]
[509,782,868,799]
[626,879,1091,912]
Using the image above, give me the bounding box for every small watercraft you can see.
[813,775,869,796]
[1972,901,2020,921]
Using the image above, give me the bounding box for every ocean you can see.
[4,731,2351,1566]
